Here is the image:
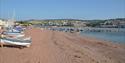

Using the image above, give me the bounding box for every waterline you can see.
[80,32,125,44]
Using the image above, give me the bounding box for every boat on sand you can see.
[0,37,31,47]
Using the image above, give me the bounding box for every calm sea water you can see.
[80,31,125,44]
[44,27,125,44]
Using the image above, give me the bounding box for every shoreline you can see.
[79,32,125,45]
[61,29,125,48]
[80,31,125,44]
[0,28,125,63]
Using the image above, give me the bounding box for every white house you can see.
[0,20,5,26]
[0,19,6,29]
[0,19,15,29]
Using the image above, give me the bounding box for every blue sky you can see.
[0,0,125,20]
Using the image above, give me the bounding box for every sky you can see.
[0,0,125,20]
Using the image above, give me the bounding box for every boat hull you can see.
[0,38,31,47]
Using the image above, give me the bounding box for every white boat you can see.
[0,37,31,47]
[3,31,24,35]
[2,32,25,39]
[8,29,21,33]
[15,37,31,40]
[14,34,25,38]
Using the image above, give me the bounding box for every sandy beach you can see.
[0,28,125,63]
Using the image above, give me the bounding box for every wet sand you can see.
[0,28,125,63]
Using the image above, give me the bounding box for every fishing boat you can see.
[0,10,32,48]
[3,32,24,35]
[8,29,22,33]
[0,37,31,47]
[5,28,24,33]
[3,32,25,38]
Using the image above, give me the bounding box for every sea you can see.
[41,26,125,44]
[80,29,125,44]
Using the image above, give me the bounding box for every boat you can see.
[4,29,24,34]
[3,32,25,38]
[0,37,31,47]
[3,29,24,34]
[12,36,31,40]
[8,29,21,33]
[0,10,32,48]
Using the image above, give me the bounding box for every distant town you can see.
[0,18,125,28]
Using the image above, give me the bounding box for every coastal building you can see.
[7,19,15,27]
[73,21,87,27]
[0,19,6,29]
[100,20,125,28]
[62,21,68,25]
[0,19,8,26]
[111,21,125,28]
[0,19,15,29]
[119,21,125,28]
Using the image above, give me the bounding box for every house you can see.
[0,19,15,29]
[0,19,5,26]
[100,20,125,28]
[73,21,87,27]
[0,19,6,29]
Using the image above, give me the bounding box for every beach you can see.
[0,28,125,63]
